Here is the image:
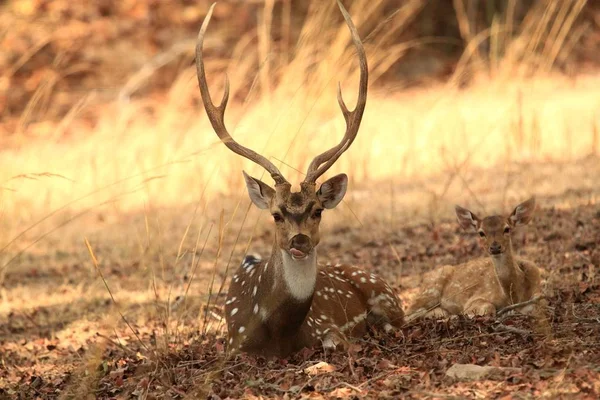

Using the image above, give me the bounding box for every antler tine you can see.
[304,0,368,184]
[196,3,288,185]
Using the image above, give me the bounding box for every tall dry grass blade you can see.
[542,0,587,73]
[0,167,169,259]
[0,192,140,277]
[202,210,225,336]
[84,237,152,354]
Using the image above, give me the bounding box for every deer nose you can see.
[290,234,312,254]
[489,242,502,255]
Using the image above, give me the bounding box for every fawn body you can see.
[408,198,542,319]
[196,1,404,357]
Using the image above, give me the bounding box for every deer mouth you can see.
[289,248,310,260]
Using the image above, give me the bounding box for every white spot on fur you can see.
[322,336,337,350]
[226,297,236,305]
[253,304,259,314]
[252,286,258,296]
[231,308,238,316]
[360,277,367,283]
[368,293,387,306]
[259,308,268,321]
[340,311,367,332]
[238,326,245,333]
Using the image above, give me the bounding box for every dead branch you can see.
[493,323,531,336]
[497,295,545,316]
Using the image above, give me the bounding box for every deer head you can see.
[455,197,536,257]
[196,0,367,261]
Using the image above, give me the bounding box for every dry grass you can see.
[0,0,595,221]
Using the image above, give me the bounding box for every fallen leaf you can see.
[446,363,522,381]
[304,361,336,376]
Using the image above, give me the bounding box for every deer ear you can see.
[243,171,275,209]
[455,205,480,231]
[317,173,348,209]
[509,197,536,226]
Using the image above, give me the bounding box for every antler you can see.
[195,3,288,185]
[303,0,368,184]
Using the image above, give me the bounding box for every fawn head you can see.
[195,0,367,261]
[455,197,536,257]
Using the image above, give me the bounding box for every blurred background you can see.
[1,0,599,219]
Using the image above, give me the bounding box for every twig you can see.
[321,381,364,394]
[497,295,544,316]
[96,332,137,355]
[493,323,531,336]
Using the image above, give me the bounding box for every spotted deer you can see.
[196,1,404,357]
[407,198,542,320]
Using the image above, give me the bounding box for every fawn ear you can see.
[455,205,480,231]
[243,171,275,210]
[317,173,348,209]
[509,197,536,226]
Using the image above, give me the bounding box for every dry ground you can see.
[0,156,599,399]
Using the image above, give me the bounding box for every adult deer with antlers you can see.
[407,198,542,320]
[196,1,404,357]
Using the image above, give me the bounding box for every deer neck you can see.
[271,241,318,301]
[490,245,521,301]
[253,241,317,339]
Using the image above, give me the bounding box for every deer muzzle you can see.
[289,234,312,260]
[489,242,503,255]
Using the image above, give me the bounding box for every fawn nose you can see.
[289,234,312,256]
[489,242,502,255]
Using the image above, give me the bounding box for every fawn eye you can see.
[504,226,511,234]
[273,214,283,222]
[478,231,486,238]
[313,209,323,219]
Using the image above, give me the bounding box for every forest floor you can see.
[1,156,599,399]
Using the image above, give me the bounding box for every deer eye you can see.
[272,213,283,223]
[478,231,486,238]
[312,209,323,219]
[504,226,511,234]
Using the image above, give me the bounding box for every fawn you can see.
[408,197,542,319]
[195,1,404,357]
